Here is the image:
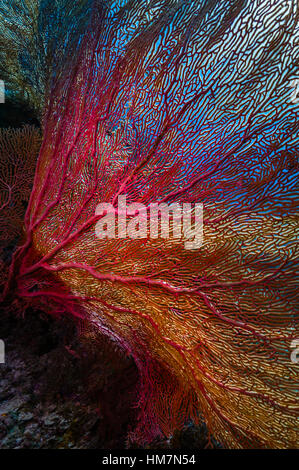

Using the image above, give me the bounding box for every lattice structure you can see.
[1,0,299,448]
[0,0,92,119]
[0,125,41,263]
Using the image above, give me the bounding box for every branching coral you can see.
[0,125,41,265]
[1,0,298,448]
[0,0,92,119]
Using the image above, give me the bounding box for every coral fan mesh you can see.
[1,0,298,448]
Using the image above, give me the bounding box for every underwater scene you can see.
[0,0,298,455]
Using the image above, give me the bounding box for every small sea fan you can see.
[0,125,41,259]
[0,0,92,119]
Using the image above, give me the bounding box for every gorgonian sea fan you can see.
[0,126,41,271]
[2,0,299,447]
[0,0,93,118]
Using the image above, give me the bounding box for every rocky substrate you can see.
[0,308,220,449]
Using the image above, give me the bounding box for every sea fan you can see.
[0,0,92,118]
[0,125,41,267]
[1,0,298,448]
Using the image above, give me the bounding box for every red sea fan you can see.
[2,0,299,448]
